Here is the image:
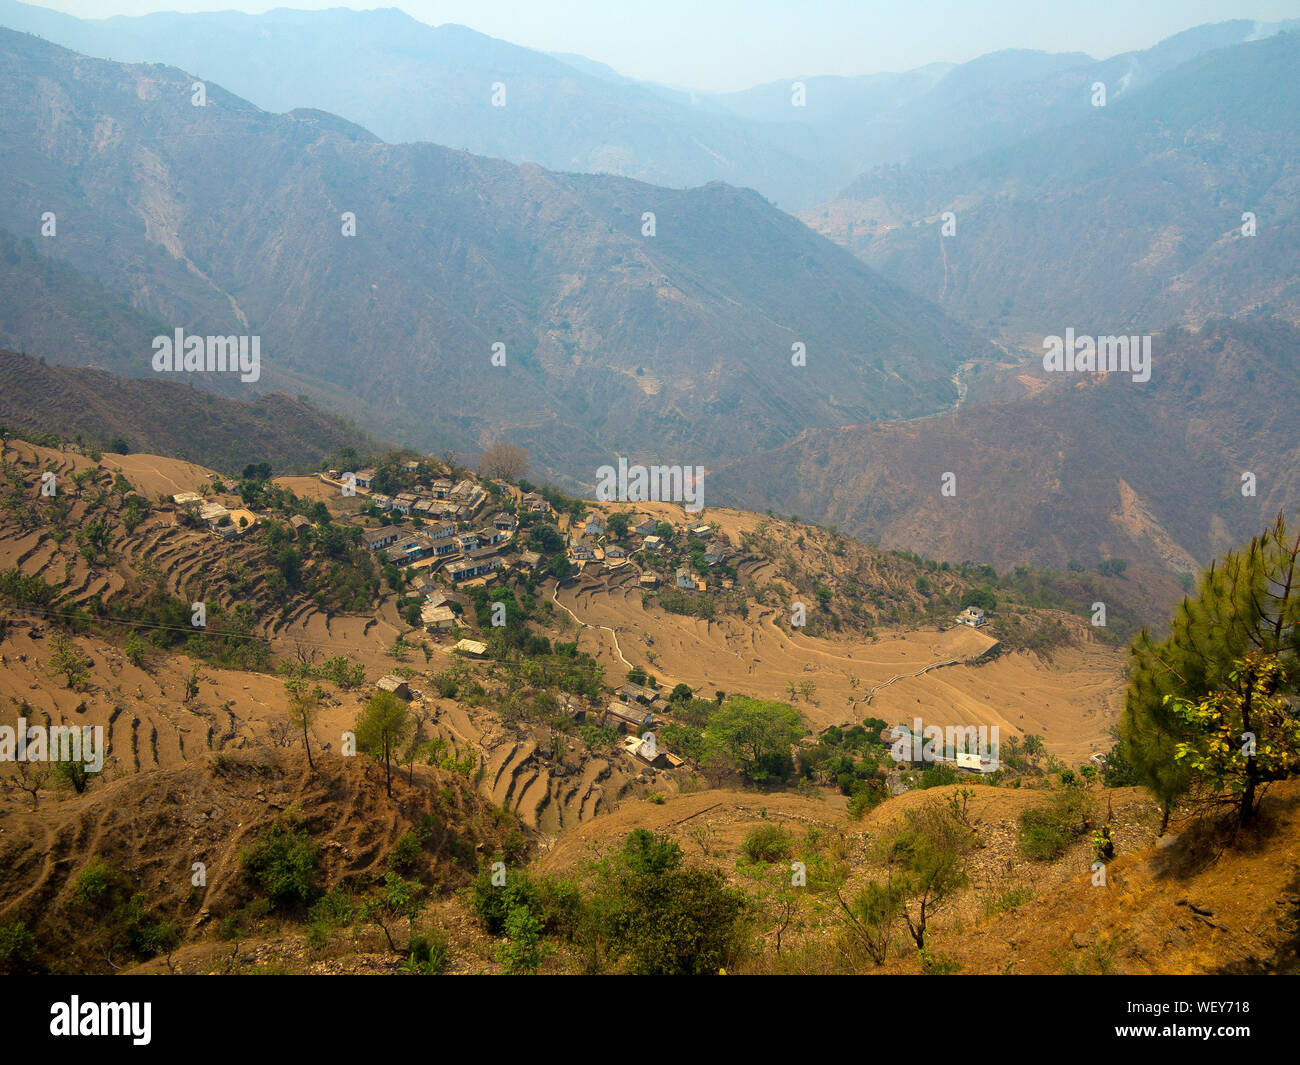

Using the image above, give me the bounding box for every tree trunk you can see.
[302,722,315,774]
[1240,676,1258,825]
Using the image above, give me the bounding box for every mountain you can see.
[0,2,820,207]
[0,27,987,485]
[0,349,380,474]
[0,226,173,380]
[801,31,1300,342]
[711,318,1300,576]
[1,2,1294,210]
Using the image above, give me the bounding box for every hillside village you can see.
[159,455,765,775]
[0,430,1296,981]
[154,449,1031,789]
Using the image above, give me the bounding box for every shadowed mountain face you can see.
[0,27,991,487]
[0,2,1294,210]
[0,349,380,475]
[711,319,1300,576]
[803,32,1300,343]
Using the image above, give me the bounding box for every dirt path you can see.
[863,657,962,702]
[551,582,633,668]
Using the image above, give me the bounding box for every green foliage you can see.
[741,823,794,863]
[879,796,978,950]
[605,866,751,975]
[240,821,322,908]
[1121,514,1300,825]
[961,587,997,612]
[837,879,903,966]
[0,919,38,974]
[1017,790,1092,861]
[620,829,684,876]
[355,689,413,795]
[72,860,180,962]
[404,928,450,974]
[659,722,705,761]
[703,696,804,787]
[470,866,543,937]
[359,872,425,955]
[389,830,423,874]
[47,631,90,689]
[983,885,1034,917]
[1166,651,1300,823]
[498,905,547,974]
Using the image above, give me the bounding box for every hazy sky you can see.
[26,1,1300,90]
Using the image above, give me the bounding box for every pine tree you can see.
[1120,513,1299,829]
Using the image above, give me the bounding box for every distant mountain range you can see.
[1,1,1294,210]
[1,11,1296,577]
[712,317,1300,574]
[802,31,1300,342]
[0,27,987,487]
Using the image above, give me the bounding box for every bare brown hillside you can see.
[0,748,528,974]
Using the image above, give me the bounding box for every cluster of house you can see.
[568,515,730,591]
[171,491,260,540]
[361,508,530,589]
[601,680,685,770]
[882,722,999,774]
[342,468,490,523]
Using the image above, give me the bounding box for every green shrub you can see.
[741,823,794,863]
[1017,791,1091,861]
[404,928,450,974]
[620,829,683,876]
[389,831,423,873]
[607,867,752,975]
[240,822,322,907]
[0,919,38,973]
[72,860,180,960]
[497,905,547,974]
[469,865,543,936]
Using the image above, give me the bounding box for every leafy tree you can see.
[606,866,751,975]
[605,512,630,542]
[703,697,804,786]
[1121,514,1299,830]
[360,872,424,954]
[48,631,90,689]
[53,757,90,795]
[284,678,324,774]
[962,587,997,612]
[1167,652,1300,825]
[530,524,565,554]
[355,690,413,797]
[836,879,903,966]
[879,797,977,950]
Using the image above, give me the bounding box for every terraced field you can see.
[421,698,652,837]
[554,567,1126,762]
